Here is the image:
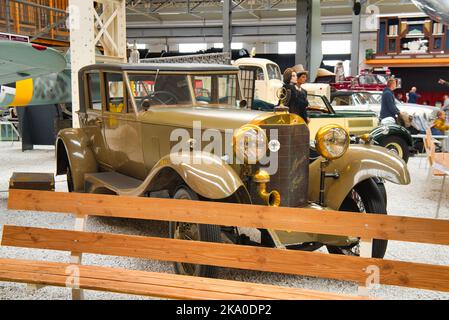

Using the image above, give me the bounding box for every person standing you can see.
[407,87,420,104]
[292,64,311,124]
[380,78,401,124]
[282,67,310,124]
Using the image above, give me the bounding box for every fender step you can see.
[84,172,143,194]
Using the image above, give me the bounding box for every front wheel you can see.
[169,186,221,278]
[326,179,388,258]
[379,136,410,163]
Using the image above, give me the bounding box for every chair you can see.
[424,128,449,218]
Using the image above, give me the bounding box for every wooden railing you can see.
[0,0,69,46]
[2,189,449,299]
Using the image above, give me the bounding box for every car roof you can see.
[80,63,239,73]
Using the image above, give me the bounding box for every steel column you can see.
[296,0,311,69]
[223,0,232,56]
[351,8,362,76]
[68,0,95,129]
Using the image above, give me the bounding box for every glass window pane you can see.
[88,73,102,111]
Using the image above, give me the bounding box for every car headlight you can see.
[233,124,267,164]
[315,124,350,160]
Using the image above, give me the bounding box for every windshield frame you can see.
[307,94,336,115]
[267,63,282,81]
[125,70,244,111]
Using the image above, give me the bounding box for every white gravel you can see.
[0,141,448,300]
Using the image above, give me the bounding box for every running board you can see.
[84,172,143,195]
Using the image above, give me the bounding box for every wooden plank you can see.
[8,189,449,246]
[0,258,363,300]
[3,226,449,293]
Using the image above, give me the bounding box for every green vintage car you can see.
[56,63,410,277]
[254,93,413,162]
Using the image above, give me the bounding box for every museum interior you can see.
[0,0,449,302]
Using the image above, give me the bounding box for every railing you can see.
[0,0,69,46]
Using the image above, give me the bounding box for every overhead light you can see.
[277,8,296,12]
[158,12,183,15]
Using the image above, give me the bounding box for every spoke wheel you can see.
[169,186,221,278]
[326,179,388,258]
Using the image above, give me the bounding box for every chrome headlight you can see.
[233,124,267,164]
[315,125,350,160]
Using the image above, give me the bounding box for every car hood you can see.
[138,106,266,130]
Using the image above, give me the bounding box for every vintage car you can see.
[331,90,436,122]
[56,63,410,277]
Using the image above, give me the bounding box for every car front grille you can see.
[249,123,310,208]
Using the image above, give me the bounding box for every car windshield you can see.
[307,94,332,114]
[128,73,240,109]
[359,75,385,85]
[267,64,282,81]
[353,92,378,105]
[192,74,240,107]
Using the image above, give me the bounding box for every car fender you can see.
[120,151,249,201]
[370,124,413,146]
[56,128,98,192]
[309,144,410,210]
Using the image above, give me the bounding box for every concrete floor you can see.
[0,141,448,300]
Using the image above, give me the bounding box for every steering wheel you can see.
[151,91,178,105]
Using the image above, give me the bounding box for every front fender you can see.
[371,124,413,146]
[56,128,98,192]
[309,145,410,210]
[121,151,248,200]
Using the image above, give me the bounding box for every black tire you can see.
[67,166,74,192]
[326,179,388,258]
[380,136,410,163]
[372,177,387,207]
[169,186,221,278]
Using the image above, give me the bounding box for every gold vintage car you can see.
[56,63,410,277]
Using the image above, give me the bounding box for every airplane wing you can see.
[0,40,66,85]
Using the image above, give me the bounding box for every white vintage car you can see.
[331,90,437,122]
[233,57,283,105]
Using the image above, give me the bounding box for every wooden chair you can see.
[424,128,449,218]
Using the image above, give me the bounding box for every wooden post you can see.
[70,215,87,300]
[358,238,373,297]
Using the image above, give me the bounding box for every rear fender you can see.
[56,128,98,192]
[309,145,410,210]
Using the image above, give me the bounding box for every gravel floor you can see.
[0,141,448,300]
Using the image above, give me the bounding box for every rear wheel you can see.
[169,186,221,278]
[380,136,410,163]
[326,179,388,258]
[67,166,74,192]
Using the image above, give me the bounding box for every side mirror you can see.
[239,100,248,108]
[141,99,151,111]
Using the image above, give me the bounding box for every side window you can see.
[105,73,126,113]
[255,67,265,81]
[88,72,102,111]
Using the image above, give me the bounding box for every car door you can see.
[103,72,145,179]
[84,71,111,168]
